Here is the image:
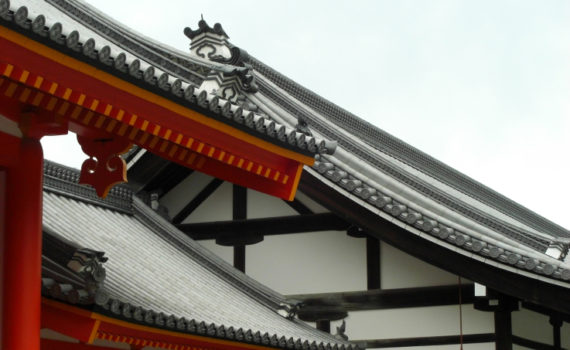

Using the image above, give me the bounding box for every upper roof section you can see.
[42,160,358,350]
[0,0,338,200]
[162,12,570,285]
[6,0,568,284]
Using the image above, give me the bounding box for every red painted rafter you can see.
[0,65,303,199]
[42,299,273,350]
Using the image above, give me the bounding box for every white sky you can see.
[41,0,570,229]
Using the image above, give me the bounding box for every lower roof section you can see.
[42,161,356,350]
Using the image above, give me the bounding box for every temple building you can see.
[0,1,568,350]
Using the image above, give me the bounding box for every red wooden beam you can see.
[41,338,116,350]
[41,300,99,344]
[2,137,43,350]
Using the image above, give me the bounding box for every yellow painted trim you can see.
[42,299,273,350]
[5,82,17,97]
[19,87,31,102]
[58,101,70,115]
[0,27,314,165]
[48,82,58,94]
[128,114,138,126]
[106,119,117,133]
[3,63,13,76]
[103,104,113,116]
[31,92,44,106]
[90,99,99,111]
[117,123,129,136]
[89,313,275,350]
[70,106,82,119]
[33,76,43,88]
[46,97,58,111]
[148,135,159,149]
[116,109,124,121]
[19,70,29,83]
[94,115,105,128]
[159,140,169,153]
[287,163,305,201]
[62,87,72,100]
[88,319,101,344]
[77,93,86,106]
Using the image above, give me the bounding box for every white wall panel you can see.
[247,231,367,295]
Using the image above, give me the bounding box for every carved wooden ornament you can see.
[77,134,132,198]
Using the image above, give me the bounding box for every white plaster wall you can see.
[247,231,367,295]
[247,188,299,218]
[182,181,233,223]
[160,171,219,218]
[199,239,233,265]
[344,306,493,340]
[381,243,460,289]
[161,180,568,349]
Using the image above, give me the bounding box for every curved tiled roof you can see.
[246,63,570,283]
[1,0,337,156]
[42,161,357,350]
[6,0,569,293]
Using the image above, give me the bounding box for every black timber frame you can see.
[299,170,570,315]
[172,178,224,224]
[233,185,247,272]
[287,284,475,311]
[127,152,192,196]
[177,213,350,239]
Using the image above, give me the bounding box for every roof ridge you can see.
[246,56,570,238]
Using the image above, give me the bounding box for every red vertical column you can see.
[2,137,43,350]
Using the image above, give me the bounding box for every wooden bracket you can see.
[77,133,132,198]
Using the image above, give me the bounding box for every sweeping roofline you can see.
[41,161,358,350]
[0,0,337,158]
[246,74,570,284]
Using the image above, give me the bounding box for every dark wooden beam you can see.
[521,302,570,323]
[299,171,570,315]
[316,320,330,333]
[233,185,247,272]
[512,335,567,350]
[233,185,247,219]
[143,163,192,197]
[172,178,224,224]
[126,152,171,192]
[234,245,246,272]
[177,213,349,240]
[494,295,517,350]
[366,236,381,289]
[360,333,495,348]
[288,284,474,311]
[550,315,563,350]
[283,198,314,215]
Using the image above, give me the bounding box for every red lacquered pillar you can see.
[2,137,43,350]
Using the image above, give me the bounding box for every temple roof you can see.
[7,0,568,306]
[42,161,356,350]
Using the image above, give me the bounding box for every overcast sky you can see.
[41,0,570,228]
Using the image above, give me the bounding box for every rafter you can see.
[288,284,475,311]
[177,213,349,240]
[360,333,495,348]
[172,178,224,224]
